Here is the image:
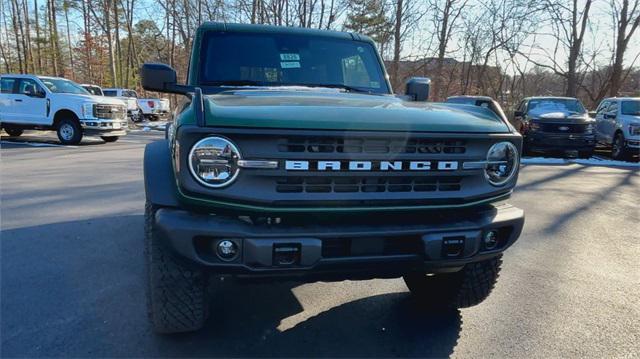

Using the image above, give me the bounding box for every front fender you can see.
[144,140,180,207]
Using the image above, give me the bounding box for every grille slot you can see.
[276,176,462,193]
[278,137,466,154]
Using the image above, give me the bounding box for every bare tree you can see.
[521,0,593,97]
[431,0,469,100]
[608,0,640,96]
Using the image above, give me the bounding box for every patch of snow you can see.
[522,156,639,168]
[142,127,151,131]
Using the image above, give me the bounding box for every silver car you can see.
[594,97,640,160]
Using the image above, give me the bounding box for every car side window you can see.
[1,77,16,93]
[17,79,43,96]
[596,101,610,114]
[607,102,618,115]
[519,101,528,114]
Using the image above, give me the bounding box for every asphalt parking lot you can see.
[1,131,639,357]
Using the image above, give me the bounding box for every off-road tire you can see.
[56,117,83,145]
[4,128,23,137]
[145,202,210,333]
[101,136,119,143]
[403,255,502,309]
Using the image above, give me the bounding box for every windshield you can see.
[528,98,586,115]
[621,100,640,115]
[123,90,138,98]
[39,77,89,95]
[199,31,389,94]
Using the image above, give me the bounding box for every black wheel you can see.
[101,136,119,143]
[145,202,210,333]
[611,132,630,161]
[403,255,502,309]
[56,117,83,145]
[4,127,23,137]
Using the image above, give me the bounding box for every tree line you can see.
[1,0,639,109]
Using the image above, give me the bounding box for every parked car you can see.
[137,97,171,121]
[594,97,640,160]
[512,96,596,158]
[0,74,128,144]
[446,95,511,124]
[80,84,104,96]
[103,88,142,122]
[140,22,524,334]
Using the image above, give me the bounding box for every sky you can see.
[5,0,638,77]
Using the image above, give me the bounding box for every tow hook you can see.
[273,243,301,266]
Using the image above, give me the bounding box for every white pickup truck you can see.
[0,74,128,144]
[103,88,170,121]
[137,97,170,121]
[102,88,142,122]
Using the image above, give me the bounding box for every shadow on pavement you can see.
[155,285,462,358]
[1,133,107,147]
[1,215,462,357]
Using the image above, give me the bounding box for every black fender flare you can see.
[144,140,180,207]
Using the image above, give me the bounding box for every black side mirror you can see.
[405,77,430,101]
[514,110,523,118]
[588,111,597,119]
[140,63,193,95]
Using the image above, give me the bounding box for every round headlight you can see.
[484,142,519,186]
[188,137,241,188]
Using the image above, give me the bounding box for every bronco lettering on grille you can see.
[285,160,459,171]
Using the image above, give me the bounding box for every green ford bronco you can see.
[141,22,525,333]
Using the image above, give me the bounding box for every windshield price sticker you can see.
[281,61,301,69]
[280,53,300,61]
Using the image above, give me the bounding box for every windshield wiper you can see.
[304,83,373,94]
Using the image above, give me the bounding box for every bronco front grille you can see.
[277,137,466,154]
[275,176,462,193]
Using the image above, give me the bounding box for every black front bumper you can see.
[154,203,524,280]
[525,132,595,152]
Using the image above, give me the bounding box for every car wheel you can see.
[4,128,23,137]
[101,136,119,143]
[611,132,629,161]
[403,255,502,309]
[56,118,83,145]
[145,202,210,333]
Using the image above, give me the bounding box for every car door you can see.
[603,101,618,142]
[594,100,610,143]
[15,78,48,125]
[0,77,19,123]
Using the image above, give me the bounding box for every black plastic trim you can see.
[144,140,180,207]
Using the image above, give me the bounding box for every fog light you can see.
[483,230,499,250]
[216,240,238,260]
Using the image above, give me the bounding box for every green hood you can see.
[203,89,510,133]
